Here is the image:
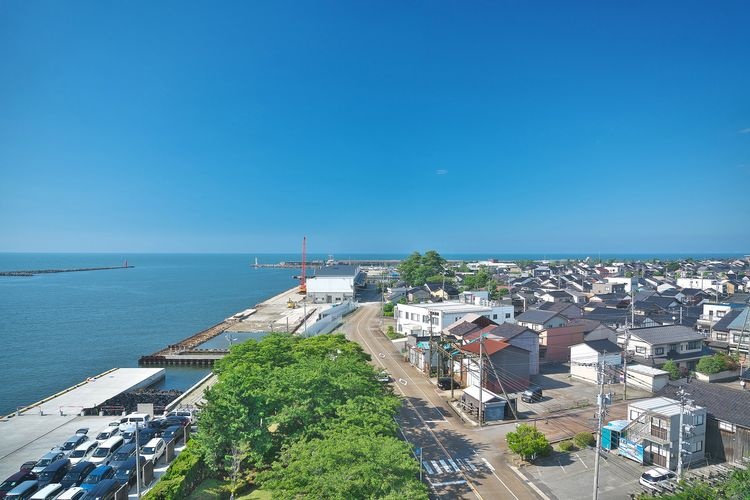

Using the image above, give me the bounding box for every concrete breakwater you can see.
[138,319,236,365]
[0,265,134,276]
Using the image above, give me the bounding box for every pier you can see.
[0,264,134,277]
[138,286,330,366]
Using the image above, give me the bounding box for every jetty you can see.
[0,265,134,277]
[138,286,326,367]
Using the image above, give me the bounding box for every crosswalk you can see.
[422,457,482,475]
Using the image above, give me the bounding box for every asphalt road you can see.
[342,304,542,500]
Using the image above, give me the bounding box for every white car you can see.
[94,427,119,443]
[639,467,677,490]
[165,409,197,424]
[68,440,98,465]
[140,438,166,464]
[57,486,87,500]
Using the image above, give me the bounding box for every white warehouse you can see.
[395,301,515,336]
[306,265,365,303]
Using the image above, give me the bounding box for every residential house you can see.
[621,325,712,372]
[696,303,734,333]
[425,282,459,301]
[538,319,612,363]
[538,301,583,320]
[469,322,540,375]
[516,309,568,332]
[677,278,720,292]
[658,380,750,465]
[407,287,432,303]
[539,290,574,303]
[623,397,706,470]
[570,339,622,385]
[458,338,530,394]
[395,301,514,336]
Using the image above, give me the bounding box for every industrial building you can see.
[305,265,365,303]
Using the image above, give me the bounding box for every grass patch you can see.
[236,489,273,500]
[186,479,229,499]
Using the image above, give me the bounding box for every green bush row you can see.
[143,441,209,500]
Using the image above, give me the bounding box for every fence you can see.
[300,301,357,337]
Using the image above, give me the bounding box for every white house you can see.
[625,364,670,393]
[306,265,365,303]
[677,277,719,292]
[606,276,637,293]
[570,340,622,384]
[395,301,515,336]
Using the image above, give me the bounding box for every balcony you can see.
[651,426,669,441]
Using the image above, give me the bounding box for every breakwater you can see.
[0,265,134,277]
[138,319,236,366]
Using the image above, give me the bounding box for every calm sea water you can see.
[0,251,742,415]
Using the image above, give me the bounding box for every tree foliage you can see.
[397,250,447,286]
[506,424,551,461]
[662,360,681,380]
[696,353,738,375]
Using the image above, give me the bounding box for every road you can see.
[342,303,542,500]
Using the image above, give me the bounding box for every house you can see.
[460,386,510,422]
[625,365,670,393]
[539,290,574,303]
[538,301,582,320]
[658,380,750,465]
[570,339,622,385]
[592,282,626,295]
[606,276,638,293]
[407,287,432,303]
[622,397,706,470]
[458,338,530,394]
[516,309,567,332]
[621,325,712,372]
[425,282,459,300]
[539,319,608,363]
[696,303,734,333]
[395,301,514,336]
[677,278,719,292]
[471,322,540,375]
[306,265,365,303]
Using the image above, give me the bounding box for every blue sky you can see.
[1,1,748,254]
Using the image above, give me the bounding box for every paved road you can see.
[342,304,541,500]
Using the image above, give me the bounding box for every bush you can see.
[383,302,394,317]
[573,432,596,448]
[663,360,681,380]
[144,441,209,500]
[696,354,739,375]
[558,440,576,452]
[386,326,399,339]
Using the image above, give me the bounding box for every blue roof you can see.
[604,420,629,431]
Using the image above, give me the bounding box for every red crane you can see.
[299,236,307,294]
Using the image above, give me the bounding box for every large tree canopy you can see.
[398,250,447,286]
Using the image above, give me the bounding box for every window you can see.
[719,421,736,433]
[733,334,748,345]
[630,410,642,420]
[694,440,703,452]
[506,313,511,318]
[717,333,727,341]
[669,344,678,352]
[655,347,664,355]
[493,314,498,320]
[688,341,700,350]
[636,346,646,354]
[694,414,704,426]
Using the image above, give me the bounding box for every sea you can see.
[0,251,742,415]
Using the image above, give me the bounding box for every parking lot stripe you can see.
[431,460,443,474]
[576,453,589,469]
[422,461,434,475]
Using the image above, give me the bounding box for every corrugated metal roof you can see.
[629,397,683,416]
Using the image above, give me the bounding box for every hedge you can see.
[143,441,209,500]
[574,432,596,448]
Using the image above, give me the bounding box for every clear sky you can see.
[1,1,748,254]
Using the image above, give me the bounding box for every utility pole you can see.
[135,423,141,498]
[593,354,608,500]
[478,335,483,429]
[624,288,634,401]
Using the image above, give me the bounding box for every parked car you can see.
[121,428,156,446]
[4,480,38,500]
[162,416,190,428]
[521,386,543,403]
[17,464,36,474]
[639,467,677,491]
[36,459,69,488]
[160,425,184,444]
[94,428,118,443]
[165,409,197,424]
[113,456,142,486]
[0,471,37,500]
[74,429,89,437]
[376,370,391,383]
[140,438,166,464]
[68,441,98,465]
[118,413,151,432]
[60,461,95,489]
[56,487,86,500]
[437,377,459,390]
[83,478,121,500]
[79,466,114,493]
[29,483,64,500]
[59,434,89,457]
[31,452,64,475]
[107,444,136,471]
[89,437,123,466]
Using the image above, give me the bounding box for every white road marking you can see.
[462,458,479,472]
[448,458,461,473]
[430,480,468,487]
[480,457,496,472]
[439,459,451,472]
[422,461,435,475]
[576,453,589,469]
[509,464,552,500]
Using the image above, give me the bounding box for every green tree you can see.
[506,424,551,461]
[383,302,394,317]
[663,360,681,380]
[259,430,428,499]
[397,250,447,286]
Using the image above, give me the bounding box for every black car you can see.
[122,428,157,445]
[162,416,191,428]
[160,425,184,444]
[521,386,543,403]
[437,377,459,390]
[60,461,95,489]
[113,456,142,486]
[17,463,36,474]
[108,444,136,471]
[0,470,37,499]
[36,458,70,488]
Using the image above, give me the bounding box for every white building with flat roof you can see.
[306,265,365,303]
[395,301,515,336]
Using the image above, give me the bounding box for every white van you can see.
[57,488,86,500]
[90,436,123,465]
[118,413,151,432]
[69,440,98,465]
[140,438,165,464]
[30,483,64,500]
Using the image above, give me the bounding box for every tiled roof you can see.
[657,380,750,429]
[460,339,511,356]
[516,309,560,324]
[629,325,704,345]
